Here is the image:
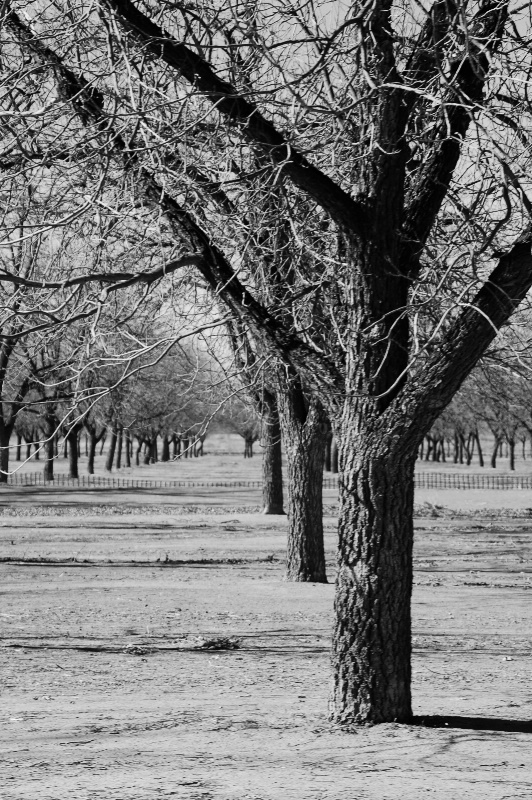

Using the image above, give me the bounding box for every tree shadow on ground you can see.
[414,716,532,733]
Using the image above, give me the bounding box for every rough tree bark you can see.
[329,426,417,723]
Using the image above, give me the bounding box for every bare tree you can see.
[7,0,532,725]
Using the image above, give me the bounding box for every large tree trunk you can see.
[279,390,327,583]
[330,434,417,724]
[261,391,285,515]
[161,435,170,462]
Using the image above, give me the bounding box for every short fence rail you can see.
[2,471,532,490]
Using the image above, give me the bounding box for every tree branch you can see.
[8,8,341,392]
[394,227,532,438]
[0,255,203,291]
[401,0,509,271]
[98,0,368,235]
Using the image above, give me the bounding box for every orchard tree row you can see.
[3,346,214,481]
[423,361,532,470]
[2,0,532,725]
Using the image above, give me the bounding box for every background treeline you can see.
[421,365,532,470]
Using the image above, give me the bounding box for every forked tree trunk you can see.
[261,391,284,515]
[279,391,327,583]
[330,435,417,724]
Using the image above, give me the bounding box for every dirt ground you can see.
[2,463,532,799]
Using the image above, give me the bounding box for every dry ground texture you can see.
[2,449,532,799]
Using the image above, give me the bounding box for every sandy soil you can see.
[2,481,532,799]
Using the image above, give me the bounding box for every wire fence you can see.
[2,473,263,490]
[414,473,532,490]
[2,472,532,490]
